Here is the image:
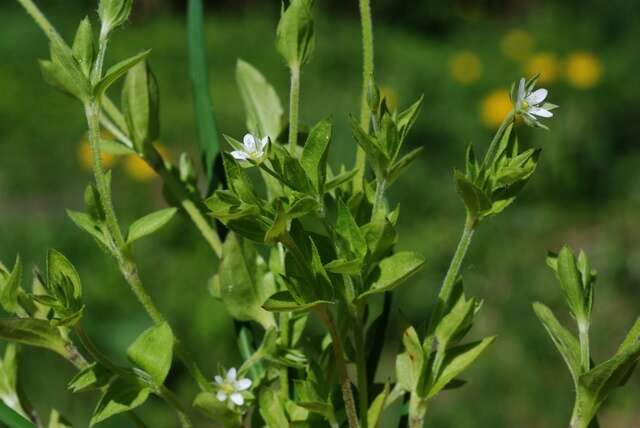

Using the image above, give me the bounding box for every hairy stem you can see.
[429,215,476,329]
[354,0,375,191]
[353,313,369,428]
[15,0,63,44]
[317,307,359,428]
[371,178,386,220]
[481,111,514,168]
[288,64,301,154]
[408,394,428,428]
[578,320,590,372]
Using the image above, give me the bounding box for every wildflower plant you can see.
[1,0,637,427]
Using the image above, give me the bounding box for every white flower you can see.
[515,78,555,125]
[214,367,252,406]
[230,133,269,163]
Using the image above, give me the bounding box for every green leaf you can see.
[236,59,283,141]
[48,409,72,428]
[387,147,423,186]
[435,293,477,350]
[262,291,331,313]
[126,322,174,385]
[72,17,95,76]
[95,50,151,96]
[216,233,276,329]
[47,249,81,300]
[357,252,425,302]
[90,377,150,426]
[40,38,91,101]
[532,302,582,384]
[222,152,260,204]
[555,247,587,322]
[276,0,315,68]
[399,326,425,392]
[193,392,242,426]
[259,388,290,428]
[122,60,159,152]
[126,207,177,244]
[454,169,490,219]
[324,168,357,193]
[188,0,220,180]
[368,383,390,428]
[0,400,33,428]
[0,257,22,313]
[68,362,112,393]
[300,118,332,193]
[324,258,362,275]
[335,199,367,262]
[427,337,495,398]
[0,318,69,358]
[66,211,108,249]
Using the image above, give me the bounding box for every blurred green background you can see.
[2,0,640,426]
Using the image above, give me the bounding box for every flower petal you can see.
[230,392,244,406]
[230,150,249,160]
[528,106,553,117]
[525,88,548,105]
[214,375,224,385]
[243,134,256,152]
[235,378,252,391]
[258,137,269,152]
[216,391,227,402]
[227,367,237,381]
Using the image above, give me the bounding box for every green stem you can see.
[157,385,193,428]
[152,149,223,258]
[317,307,359,428]
[429,215,476,329]
[578,320,590,372]
[354,0,375,191]
[279,312,291,402]
[408,394,428,428]
[288,64,301,154]
[353,313,368,428]
[481,111,514,169]
[15,0,63,44]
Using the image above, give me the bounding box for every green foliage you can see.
[276,0,315,69]
[126,207,177,244]
[122,60,159,153]
[535,247,640,427]
[127,322,174,386]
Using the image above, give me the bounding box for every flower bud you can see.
[98,0,133,36]
[276,0,315,69]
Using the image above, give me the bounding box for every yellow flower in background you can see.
[525,52,560,84]
[501,29,534,61]
[379,85,398,112]
[124,144,171,182]
[480,89,512,128]
[450,51,483,84]
[565,51,602,89]
[124,155,156,182]
[78,141,116,170]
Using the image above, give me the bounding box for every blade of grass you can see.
[187,0,220,182]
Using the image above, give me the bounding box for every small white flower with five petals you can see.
[214,367,252,406]
[515,77,556,128]
[230,133,269,163]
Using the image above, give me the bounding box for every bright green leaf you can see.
[126,207,177,244]
[126,322,174,385]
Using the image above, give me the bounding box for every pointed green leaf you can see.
[47,249,81,300]
[72,17,95,76]
[262,291,331,313]
[357,252,425,302]
[0,257,22,313]
[126,207,177,244]
[259,388,290,428]
[532,302,582,384]
[126,322,174,385]
[68,362,113,393]
[368,383,390,428]
[276,0,315,68]
[0,319,68,358]
[454,169,490,219]
[122,60,159,152]
[427,336,495,398]
[95,50,151,96]
[90,377,150,426]
[300,119,332,193]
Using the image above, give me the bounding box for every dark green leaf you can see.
[90,377,150,426]
[300,119,332,193]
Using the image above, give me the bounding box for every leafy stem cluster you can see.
[1,1,638,428]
